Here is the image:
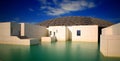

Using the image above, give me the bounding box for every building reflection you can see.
[0,44,30,61]
[0,42,120,61]
[33,42,100,61]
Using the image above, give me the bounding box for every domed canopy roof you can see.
[39,16,113,27]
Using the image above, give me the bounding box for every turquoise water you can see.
[0,42,120,61]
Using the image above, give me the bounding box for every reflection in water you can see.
[0,44,30,61]
[0,42,120,61]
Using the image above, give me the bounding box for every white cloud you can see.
[46,7,68,15]
[60,1,82,11]
[88,2,96,8]
[39,0,96,16]
[38,0,52,5]
[60,0,95,11]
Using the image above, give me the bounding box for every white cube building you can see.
[46,25,98,42]
[100,23,120,57]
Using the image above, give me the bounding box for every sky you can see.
[0,0,120,24]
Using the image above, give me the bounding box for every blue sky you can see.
[0,0,120,24]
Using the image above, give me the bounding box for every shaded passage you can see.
[0,42,120,61]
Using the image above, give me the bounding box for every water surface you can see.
[0,42,120,61]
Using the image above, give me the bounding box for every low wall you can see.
[41,37,51,42]
[0,36,39,45]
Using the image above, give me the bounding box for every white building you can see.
[48,26,68,41]
[45,25,98,42]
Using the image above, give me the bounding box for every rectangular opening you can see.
[77,30,81,36]
[54,32,55,36]
[50,31,52,35]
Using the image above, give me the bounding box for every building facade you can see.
[100,23,120,57]
[47,25,98,42]
[67,25,98,42]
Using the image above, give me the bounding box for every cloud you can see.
[60,1,83,11]
[28,8,34,12]
[52,0,58,4]
[60,1,95,11]
[38,0,52,5]
[88,2,96,8]
[46,7,68,15]
[39,0,96,16]
[38,0,47,4]
[63,0,69,2]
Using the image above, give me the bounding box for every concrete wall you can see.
[0,36,39,45]
[0,22,39,45]
[66,27,71,41]
[67,25,98,42]
[21,23,25,36]
[100,23,120,57]
[41,37,51,42]
[11,22,21,36]
[20,23,48,39]
[102,23,120,35]
[48,26,68,41]
[0,22,11,36]
[0,22,21,37]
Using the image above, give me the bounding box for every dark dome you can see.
[39,16,113,27]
